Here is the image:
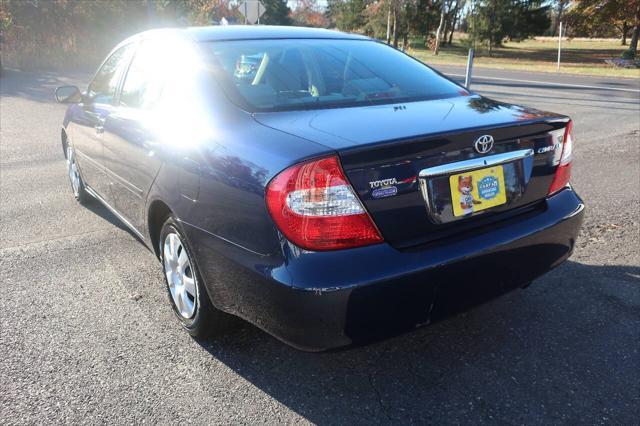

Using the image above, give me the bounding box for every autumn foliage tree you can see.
[568,0,640,55]
[1,0,150,69]
[0,0,280,69]
[290,0,329,27]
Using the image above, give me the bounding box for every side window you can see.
[89,44,134,105]
[120,41,166,110]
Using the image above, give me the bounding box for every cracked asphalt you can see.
[1,67,638,424]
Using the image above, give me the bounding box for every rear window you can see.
[203,39,463,112]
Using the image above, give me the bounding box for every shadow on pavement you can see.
[82,197,145,244]
[197,261,639,424]
[0,68,89,103]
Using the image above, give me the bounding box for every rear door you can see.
[73,43,135,201]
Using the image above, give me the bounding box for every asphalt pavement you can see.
[433,64,640,99]
[1,67,639,424]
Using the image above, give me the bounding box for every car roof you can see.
[124,26,370,45]
[184,25,369,42]
[109,26,371,63]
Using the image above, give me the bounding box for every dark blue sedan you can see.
[56,26,584,351]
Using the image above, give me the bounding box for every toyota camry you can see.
[55,26,584,351]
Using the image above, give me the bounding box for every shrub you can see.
[621,49,636,60]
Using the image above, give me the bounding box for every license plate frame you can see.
[418,149,534,224]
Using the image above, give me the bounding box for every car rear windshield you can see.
[203,39,463,112]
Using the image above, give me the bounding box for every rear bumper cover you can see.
[189,188,584,351]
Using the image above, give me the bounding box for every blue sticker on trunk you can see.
[478,176,499,200]
[372,186,398,199]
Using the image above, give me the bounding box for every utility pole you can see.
[465,48,474,89]
[557,21,563,71]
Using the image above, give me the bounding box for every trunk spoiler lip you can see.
[338,115,570,157]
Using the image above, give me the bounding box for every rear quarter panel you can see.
[146,79,332,258]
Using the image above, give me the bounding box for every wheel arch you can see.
[61,127,69,159]
[147,199,173,258]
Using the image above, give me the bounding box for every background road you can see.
[1,67,639,424]
[435,64,640,99]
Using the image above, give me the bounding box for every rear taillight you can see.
[548,120,574,195]
[266,155,383,251]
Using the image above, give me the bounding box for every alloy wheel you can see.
[67,146,81,197]
[163,232,197,319]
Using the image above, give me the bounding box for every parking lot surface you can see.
[1,68,638,424]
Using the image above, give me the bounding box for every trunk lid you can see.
[254,95,569,249]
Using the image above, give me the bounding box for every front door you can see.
[72,43,135,201]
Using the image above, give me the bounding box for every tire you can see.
[159,216,234,338]
[66,145,90,204]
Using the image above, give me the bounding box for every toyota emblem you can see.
[474,135,494,154]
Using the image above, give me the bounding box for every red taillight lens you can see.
[548,120,574,195]
[265,155,383,251]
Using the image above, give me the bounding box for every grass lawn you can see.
[407,37,640,79]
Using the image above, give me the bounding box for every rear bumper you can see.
[190,188,584,351]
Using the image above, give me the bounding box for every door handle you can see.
[142,140,158,150]
[94,118,106,135]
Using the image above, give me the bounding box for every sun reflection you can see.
[141,35,216,150]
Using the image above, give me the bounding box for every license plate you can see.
[449,166,506,217]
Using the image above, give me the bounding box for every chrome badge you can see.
[369,177,398,189]
[474,135,494,154]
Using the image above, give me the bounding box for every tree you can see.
[260,0,291,25]
[0,0,151,68]
[433,0,462,53]
[631,1,640,54]
[291,0,329,27]
[551,0,570,37]
[446,0,464,46]
[469,0,550,54]
[0,0,239,70]
[327,0,369,31]
[567,0,639,49]
[433,0,448,54]
[410,0,442,42]
[360,0,392,40]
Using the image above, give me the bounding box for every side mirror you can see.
[55,86,82,104]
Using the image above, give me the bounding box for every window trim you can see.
[116,41,144,109]
[86,41,138,106]
[113,41,139,107]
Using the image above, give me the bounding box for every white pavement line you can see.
[446,73,640,94]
